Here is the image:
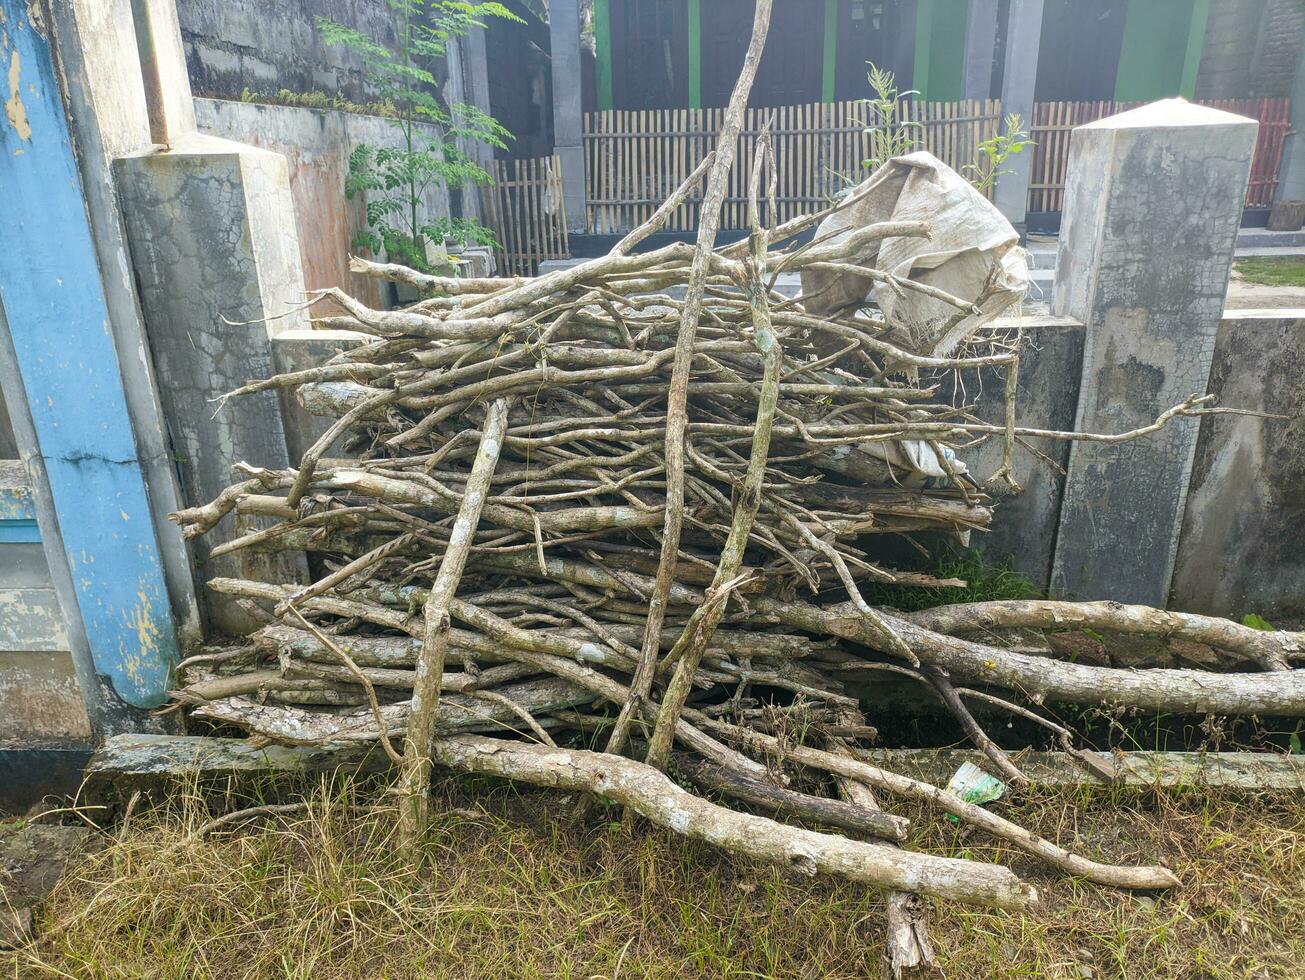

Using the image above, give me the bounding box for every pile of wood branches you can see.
[167,3,1304,970]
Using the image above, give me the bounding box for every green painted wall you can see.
[1178,0,1210,99]
[1114,0,1203,102]
[914,0,968,101]
[595,0,613,110]
[822,0,838,102]
[688,0,702,108]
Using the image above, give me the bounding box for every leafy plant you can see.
[964,113,1034,195]
[858,551,1038,613]
[857,64,1035,199]
[859,64,920,172]
[318,1,520,273]
[1241,612,1276,631]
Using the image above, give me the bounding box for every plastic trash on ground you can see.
[944,762,1007,823]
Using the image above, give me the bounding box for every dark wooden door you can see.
[700,0,753,107]
[611,0,689,109]
[752,0,826,106]
[700,0,829,108]
[835,0,917,101]
[1035,0,1127,102]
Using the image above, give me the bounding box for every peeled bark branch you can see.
[431,734,1036,910]
[611,0,774,760]
[908,599,1298,672]
[759,597,1305,716]
[400,397,511,848]
[674,753,909,842]
[702,717,1179,891]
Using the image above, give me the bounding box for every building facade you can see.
[590,0,1303,110]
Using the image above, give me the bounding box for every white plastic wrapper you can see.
[800,150,1029,357]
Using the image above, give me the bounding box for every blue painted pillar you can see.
[0,0,181,714]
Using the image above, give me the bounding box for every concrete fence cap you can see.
[1081,98,1258,131]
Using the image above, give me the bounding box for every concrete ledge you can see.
[83,737,1305,809]
[84,734,390,811]
[859,748,1305,791]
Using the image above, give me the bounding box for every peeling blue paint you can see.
[0,487,36,522]
[0,0,179,708]
[0,521,41,543]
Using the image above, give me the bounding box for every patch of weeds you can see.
[860,550,1039,612]
[1242,612,1276,631]
[7,780,1304,979]
[235,86,399,118]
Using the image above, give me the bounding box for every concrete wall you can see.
[964,317,1085,587]
[176,0,397,101]
[1170,313,1305,617]
[1196,0,1304,100]
[0,463,90,748]
[971,307,1305,619]
[0,543,90,748]
[194,98,455,308]
[0,390,17,459]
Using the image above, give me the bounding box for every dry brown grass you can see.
[3,776,1303,979]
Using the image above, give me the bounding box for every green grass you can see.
[1234,256,1305,287]
[860,551,1039,613]
[5,778,1303,978]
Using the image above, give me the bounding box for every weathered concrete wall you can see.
[0,391,17,459]
[1171,312,1305,617]
[963,317,1085,586]
[1196,0,1304,100]
[194,98,456,308]
[176,0,397,101]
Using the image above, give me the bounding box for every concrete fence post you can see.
[549,0,588,234]
[1049,100,1257,607]
[104,0,319,635]
[115,138,312,635]
[962,0,1000,102]
[991,0,1044,232]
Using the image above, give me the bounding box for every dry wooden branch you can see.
[430,734,1036,909]
[674,753,909,842]
[610,0,775,762]
[399,397,511,849]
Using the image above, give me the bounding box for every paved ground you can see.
[1226,270,1305,310]
[1028,233,1305,312]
